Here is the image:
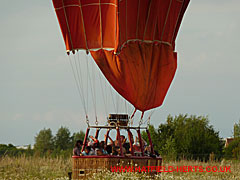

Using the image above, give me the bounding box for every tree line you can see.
[0,114,239,160]
[0,127,85,158]
[141,115,240,161]
[34,127,85,158]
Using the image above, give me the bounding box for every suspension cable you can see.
[147,116,151,127]
[110,86,117,112]
[84,54,98,124]
[82,52,89,114]
[116,93,119,113]
[143,109,155,126]
[68,55,87,116]
[139,117,143,127]
[74,53,87,112]
[91,58,97,123]
[69,51,143,125]
[124,101,127,114]
[98,71,108,118]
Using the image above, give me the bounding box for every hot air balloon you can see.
[52,0,190,178]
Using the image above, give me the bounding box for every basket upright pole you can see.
[95,128,100,139]
[116,127,123,156]
[137,129,144,156]
[146,129,154,155]
[81,127,90,152]
[127,129,134,156]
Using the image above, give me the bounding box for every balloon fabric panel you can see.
[52,0,190,113]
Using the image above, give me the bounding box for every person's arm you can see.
[142,139,147,146]
[73,147,80,156]
[104,134,114,145]
[89,135,98,143]
[73,148,76,156]
[135,136,138,144]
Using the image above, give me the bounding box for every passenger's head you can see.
[144,145,151,153]
[123,143,130,154]
[75,140,83,148]
[93,141,99,149]
[112,146,118,155]
[120,135,125,143]
[106,145,112,154]
[87,141,93,147]
[116,146,122,155]
[99,141,105,149]
[85,146,91,154]
[95,148,103,156]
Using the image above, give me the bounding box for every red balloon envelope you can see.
[52,0,190,113]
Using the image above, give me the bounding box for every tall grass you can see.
[0,156,239,180]
[0,155,71,180]
[91,159,240,180]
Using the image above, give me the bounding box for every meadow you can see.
[0,156,239,180]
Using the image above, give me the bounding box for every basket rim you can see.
[72,155,162,160]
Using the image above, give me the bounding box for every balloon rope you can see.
[104,77,108,115]
[74,52,88,115]
[124,101,127,114]
[110,86,117,113]
[99,0,103,49]
[92,58,97,122]
[126,0,128,41]
[143,109,155,125]
[160,0,173,41]
[143,0,153,40]
[75,52,87,113]
[84,53,89,113]
[114,0,117,53]
[136,0,140,38]
[171,0,185,45]
[68,55,87,116]
[115,93,118,113]
[98,71,108,119]
[87,56,97,122]
[78,0,89,50]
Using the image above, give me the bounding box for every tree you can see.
[234,120,240,138]
[54,126,72,150]
[72,131,85,145]
[34,128,54,154]
[224,120,240,160]
[142,125,158,144]
[161,136,177,160]
[224,138,240,160]
[171,114,223,160]
[145,114,224,161]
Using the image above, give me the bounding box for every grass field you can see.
[0,156,239,180]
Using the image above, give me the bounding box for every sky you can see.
[0,1,240,145]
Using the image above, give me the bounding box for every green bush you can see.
[142,114,224,161]
[224,138,240,160]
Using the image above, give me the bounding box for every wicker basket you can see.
[72,156,162,179]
